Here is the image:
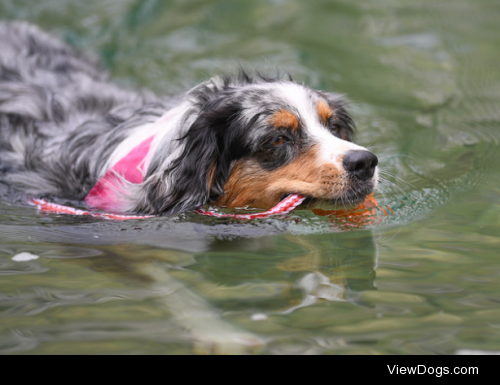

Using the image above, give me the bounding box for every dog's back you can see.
[0,22,163,199]
[0,22,122,132]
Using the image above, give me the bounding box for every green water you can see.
[1,0,500,354]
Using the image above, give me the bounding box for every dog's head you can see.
[136,72,378,216]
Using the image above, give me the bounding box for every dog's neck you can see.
[102,102,191,178]
[85,135,155,210]
[86,102,193,211]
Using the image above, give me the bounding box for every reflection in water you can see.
[0,225,377,354]
[278,232,377,308]
[76,229,376,353]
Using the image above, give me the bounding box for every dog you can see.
[0,22,379,216]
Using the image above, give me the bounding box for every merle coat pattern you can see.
[0,22,378,216]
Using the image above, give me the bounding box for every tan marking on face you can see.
[214,146,347,209]
[270,110,300,131]
[317,101,334,125]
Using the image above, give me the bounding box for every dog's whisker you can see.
[379,170,416,193]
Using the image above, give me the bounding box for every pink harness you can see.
[84,136,155,211]
[29,136,306,221]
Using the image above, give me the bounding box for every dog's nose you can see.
[343,150,378,181]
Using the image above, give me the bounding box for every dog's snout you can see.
[343,150,378,181]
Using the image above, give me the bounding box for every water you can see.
[1,0,500,354]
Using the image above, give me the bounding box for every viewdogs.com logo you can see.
[388,366,478,377]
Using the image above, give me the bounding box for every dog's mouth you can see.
[281,188,374,210]
[281,174,378,210]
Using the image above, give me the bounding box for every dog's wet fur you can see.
[0,22,378,215]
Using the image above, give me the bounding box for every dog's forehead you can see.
[241,82,331,124]
[243,83,316,109]
[274,83,318,112]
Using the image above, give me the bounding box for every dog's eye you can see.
[332,124,340,135]
[272,136,287,146]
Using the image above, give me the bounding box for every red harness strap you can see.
[29,194,307,221]
[195,194,306,220]
[29,198,154,220]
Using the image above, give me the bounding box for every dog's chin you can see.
[297,196,366,210]
[287,183,376,210]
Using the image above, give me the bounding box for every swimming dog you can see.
[0,22,378,216]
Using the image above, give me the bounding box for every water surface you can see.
[1,0,500,354]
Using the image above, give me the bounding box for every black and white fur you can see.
[0,22,378,216]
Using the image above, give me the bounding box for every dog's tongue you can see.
[29,194,307,221]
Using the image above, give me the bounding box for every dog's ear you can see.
[137,97,242,216]
[320,92,356,142]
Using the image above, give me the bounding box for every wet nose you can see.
[343,150,378,181]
